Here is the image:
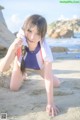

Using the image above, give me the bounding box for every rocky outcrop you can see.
[0,5,15,49]
[51,46,68,52]
[59,29,74,38]
[48,19,80,38]
[0,22,15,49]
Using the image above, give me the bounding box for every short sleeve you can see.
[41,39,53,62]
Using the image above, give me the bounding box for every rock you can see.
[51,46,68,52]
[50,31,60,38]
[48,19,80,38]
[0,22,15,49]
[0,6,16,49]
[60,29,74,38]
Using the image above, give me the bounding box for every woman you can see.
[0,14,60,116]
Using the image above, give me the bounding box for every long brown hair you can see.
[21,14,47,73]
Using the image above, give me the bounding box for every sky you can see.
[0,0,80,33]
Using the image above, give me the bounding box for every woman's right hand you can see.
[12,38,23,50]
[13,29,25,50]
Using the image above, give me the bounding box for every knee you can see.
[56,79,61,87]
[53,76,60,88]
[10,84,20,91]
[0,65,10,73]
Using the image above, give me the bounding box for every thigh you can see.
[36,68,44,79]
[37,67,60,88]
[10,57,24,91]
[0,57,11,72]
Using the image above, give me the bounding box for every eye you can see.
[27,29,32,33]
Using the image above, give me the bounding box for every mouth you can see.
[27,38,34,43]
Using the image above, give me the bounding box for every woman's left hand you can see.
[46,104,59,117]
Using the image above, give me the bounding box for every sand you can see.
[0,52,80,120]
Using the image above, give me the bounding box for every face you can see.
[25,26,41,44]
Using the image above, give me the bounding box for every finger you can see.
[54,105,59,116]
[14,39,22,46]
[54,109,58,116]
[46,106,51,116]
[56,105,60,113]
[16,39,23,46]
[46,106,50,113]
[51,108,54,117]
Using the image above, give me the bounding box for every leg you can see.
[38,69,60,88]
[10,57,24,91]
[52,75,60,88]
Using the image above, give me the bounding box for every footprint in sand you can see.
[29,89,45,96]
[54,88,74,96]
[29,88,74,96]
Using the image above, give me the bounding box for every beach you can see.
[0,52,80,120]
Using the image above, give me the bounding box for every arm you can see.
[0,38,22,72]
[43,61,59,116]
[44,62,53,105]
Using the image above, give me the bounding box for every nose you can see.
[31,34,35,40]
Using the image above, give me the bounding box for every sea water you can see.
[46,37,80,52]
[46,37,80,59]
